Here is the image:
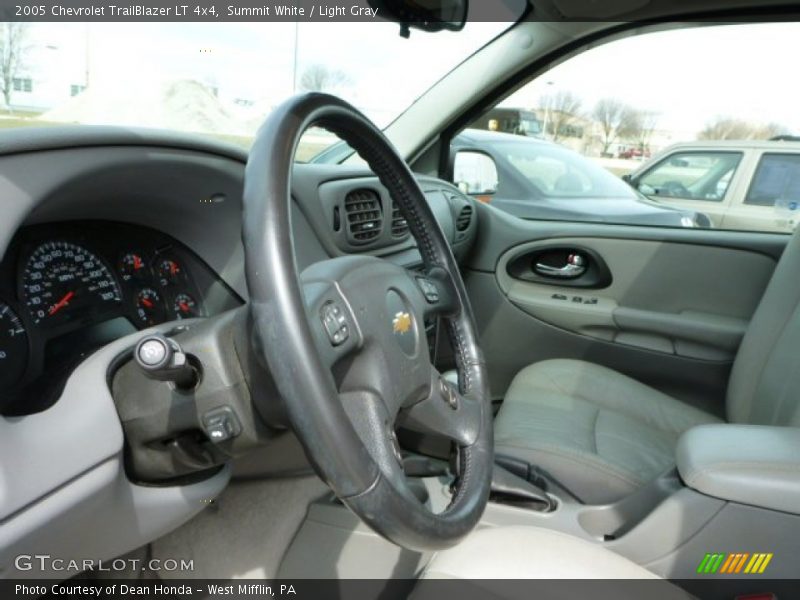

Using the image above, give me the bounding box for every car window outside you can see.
[498,141,636,199]
[745,154,800,208]
[637,152,742,202]
[451,23,800,233]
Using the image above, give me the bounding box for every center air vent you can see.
[391,204,410,238]
[456,205,474,231]
[344,189,383,243]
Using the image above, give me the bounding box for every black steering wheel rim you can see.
[242,93,492,551]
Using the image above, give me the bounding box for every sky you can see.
[502,23,800,138]
[18,21,800,139]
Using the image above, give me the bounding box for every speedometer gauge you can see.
[0,302,28,389]
[21,241,122,326]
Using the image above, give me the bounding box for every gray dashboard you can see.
[0,126,478,577]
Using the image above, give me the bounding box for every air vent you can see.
[456,205,474,231]
[344,189,382,243]
[391,204,409,238]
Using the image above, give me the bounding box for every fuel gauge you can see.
[134,288,167,327]
[172,293,199,320]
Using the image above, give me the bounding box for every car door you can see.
[432,29,794,417]
[631,149,744,227]
[458,210,782,416]
[721,150,800,233]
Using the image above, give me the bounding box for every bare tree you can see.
[622,109,659,152]
[592,98,628,155]
[699,116,790,141]
[0,23,30,111]
[299,64,351,93]
[540,90,582,141]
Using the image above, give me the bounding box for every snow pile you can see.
[40,79,249,135]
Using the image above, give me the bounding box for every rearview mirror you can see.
[368,0,468,36]
[453,150,498,198]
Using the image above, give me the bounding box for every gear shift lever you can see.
[134,333,198,389]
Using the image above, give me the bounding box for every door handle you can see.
[534,253,587,279]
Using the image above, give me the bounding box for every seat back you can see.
[727,229,800,426]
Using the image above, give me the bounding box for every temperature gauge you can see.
[172,293,199,319]
[134,288,167,326]
[157,258,183,286]
[118,252,148,281]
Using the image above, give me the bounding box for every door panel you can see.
[465,206,784,415]
[496,237,771,361]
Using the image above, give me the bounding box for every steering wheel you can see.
[660,180,691,198]
[241,93,493,551]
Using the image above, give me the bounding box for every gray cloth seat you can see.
[495,229,800,505]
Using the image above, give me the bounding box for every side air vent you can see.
[390,204,409,238]
[456,205,474,231]
[344,189,382,243]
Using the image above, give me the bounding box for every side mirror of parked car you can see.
[453,150,499,200]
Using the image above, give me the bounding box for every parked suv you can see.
[625,139,800,232]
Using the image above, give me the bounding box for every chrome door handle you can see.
[534,254,587,279]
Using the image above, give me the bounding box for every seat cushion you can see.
[418,525,661,580]
[494,359,721,504]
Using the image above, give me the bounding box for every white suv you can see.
[625,139,800,233]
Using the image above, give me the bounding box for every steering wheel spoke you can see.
[300,276,362,371]
[410,266,460,320]
[399,369,481,448]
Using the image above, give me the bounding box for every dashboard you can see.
[0,127,479,574]
[0,220,242,414]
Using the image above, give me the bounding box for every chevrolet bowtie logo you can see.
[393,311,412,335]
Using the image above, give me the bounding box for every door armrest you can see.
[676,424,800,515]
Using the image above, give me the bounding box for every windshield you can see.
[520,118,541,136]
[495,139,641,199]
[0,22,507,159]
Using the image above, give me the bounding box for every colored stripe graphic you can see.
[699,553,773,575]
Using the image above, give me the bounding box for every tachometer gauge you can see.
[134,288,167,326]
[0,302,28,389]
[22,241,122,326]
[172,293,199,319]
[118,252,148,281]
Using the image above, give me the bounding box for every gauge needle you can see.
[49,291,75,316]
[141,298,154,309]
[179,301,190,313]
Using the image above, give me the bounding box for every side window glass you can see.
[448,24,800,233]
[637,152,742,202]
[745,154,800,210]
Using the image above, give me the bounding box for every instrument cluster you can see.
[0,221,239,413]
